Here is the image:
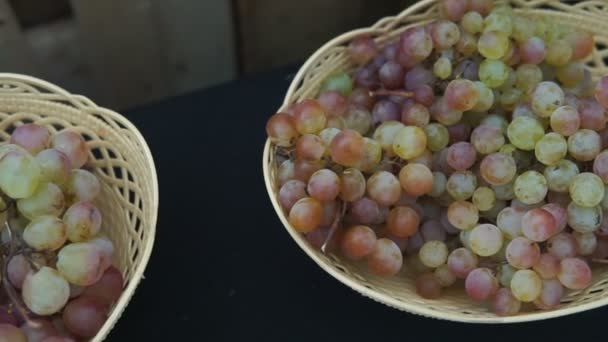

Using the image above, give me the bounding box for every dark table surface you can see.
[106,66,605,341]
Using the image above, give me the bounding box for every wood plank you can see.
[151,0,237,94]
[0,0,37,74]
[69,0,168,109]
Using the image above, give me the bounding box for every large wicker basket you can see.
[0,73,158,339]
[263,0,608,323]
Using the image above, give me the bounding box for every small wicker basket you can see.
[263,0,608,323]
[0,73,158,339]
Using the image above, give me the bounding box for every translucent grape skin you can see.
[550,106,580,137]
[480,153,517,186]
[57,242,104,286]
[372,100,400,125]
[279,180,307,212]
[542,203,567,232]
[566,31,594,61]
[295,134,324,161]
[64,202,102,243]
[318,91,348,118]
[568,129,601,161]
[8,254,47,289]
[23,216,68,252]
[595,75,608,109]
[514,171,548,205]
[535,279,564,310]
[465,267,499,301]
[17,182,65,220]
[471,124,504,155]
[307,169,340,201]
[289,197,322,233]
[447,142,476,171]
[330,129,365,167]
[448,247,479,279]
[368,239,403,276]
[533,253,560,279]
[519,37,546,65]
[341,225,377,260]
[398,26,433,66]
[521,208,557,242]
[399,164,433,197]
[567,202,602,233]
[0,150,41,199]
[445,79,479,112]
[387,206,420,238]
[266,113,298,147]
[11,123,50,155]
[493,288,521,316]
[348,36,379,65]
[63,296,108,338]
[350,197,380,225]
[469,224,503,257]
[569,172,604,208]
[510,269,542,302]
[447,201,479,230]
[497,207,523,239]
[419,240,449,268]
[51,130,89,169]
[558,258,591,290]
[548,233,578,260]
[506,237,541,269]
[339,168,366,202]
[65,169,101,203]
[23,266,70,315]
[416,273,442,299]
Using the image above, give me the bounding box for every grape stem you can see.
[321,201,346,254]
[369,90,414,98]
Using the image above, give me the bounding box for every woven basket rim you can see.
[263,0,608,323]
[0,73,159,339]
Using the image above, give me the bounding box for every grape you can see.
[349,88,374,109]
[42,337,75,342]
[305,169,338,202]
[371,101,399,126]
[20,319,59,342]
[513,171,547,205]
[558,258,591,290]
[23,216,67,252]
[579,98,606,131]
[594,151,608,185]
[348,36,378,65]
[320,73,353,96]
[461,11,483,34]
[506,237,540,269]
[478,59,509,88]
[415,273,442,299]
[293,160,323,183]
[35,149,71,187]
[550,106,580,136]
[341,225,377,260]
[565,31,594,60]
[330,129,364,167]
[547,233,578,259]
[497,207,523,239]
[507,116,545,151]
[393,126,427,160]
[318,128,340,153]
[478,31,509,60]
[367,171,401,206]
[424,124,450,154]
[447,201,479,230]
[471,81,494,112]
[533,278,564,310]
[57,242,104,286]
[420,220,447,242]
[354,66,380,89]
[350,197,380,225]
[0,324,27,342]
[544,39,572,67]
[63,296,107,338]
[515,64,543,93]
[567,202,602,233]
[531,82,564,118]
[401,104,430,128]
[493,288,521,316]
[568,129,601,161]
[8,254,46,289]
[542,203,567,232]
[445,79,479,112]
[344,105,372,135]
[339,168,366,202]
[465,268,499,301]
[469,224,503,257]
[556,62,586,87]
[373,121,404,155]
[574,232,598,256]
[399,26,433,64]
[23,266,70,315]
[428,172,447,198]
[469,0,493,15]
[318,91,347,118]
[544,159,579,193]
[534,133,567,166]
[510,269,542,302]
[399,164,433,198]
[65,169,100,203]
[454,58,481,80]
[295,134,324,161]
[358,139,382,172]
[387,206,420,238]
[405,231,424,256]
[595,75,608,108]
[519,37,546,64]
[533,253,560,280]
[51,130,89,169]
[404,65,436,91]
[0,150,41,199]
[593,239,608,259]
[11,123,50,155]
[277,160,295,186]
[521,208,557,242]
[63,202,102,243]
[483,10,512,33]
[17,182,64,220]
[266,113,297,147]
[431,20,460,50]
[433,57,452,80]
[448,248,478,279]
[446,171,477,200]
[430,97,463,126]
[365,238,402,276]
[493,178,516,201]
[410,149,434,169]
[480,153,516,186]
[447,142,476,171]
[472,187,496,212]
[471,124,505,154]
[482,115,509,135]
[570,172,604,208]
[418,240,448,268]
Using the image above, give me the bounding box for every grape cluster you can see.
[266,0,608,316]
[0,124,124,340]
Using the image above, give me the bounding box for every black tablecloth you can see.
[107,66,604,341]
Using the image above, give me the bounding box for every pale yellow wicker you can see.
[263,0,608,323]
[0,73,158,339]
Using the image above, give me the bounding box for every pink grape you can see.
[547,233,578,260]
[354,66,380,89]
[307,169,340,201]
[65,169,100,203]
[267,113,297,144]
[64,202,102,243]
[279,180,307,212]
[595,75,608,108]
[521,208,557,242]
[372,100,400,125]
[404,65,436,91]
[349,88,375,110]
[448,247,479,278]
[368,238,403,276]
[293,160,323,183]
[379,61,405,89]
[439,0,468,21]
[469,0,493,15]
[416,273,442,299]
[493,288,521,316]
[277,160,295,186]
[497,207,523,239]
[367,171,401,206]
[565,31,594,60]
[401,103,430,127]
[21,319,59,342]
[421,220,447,242]
[542,203,567,232]
[431,20,461,49]
[465,268,499,301]
[558,258,591,290]
[445,79,479,112]
[11,123,50,155]
[506,237,541,269]
[339,168,366,202]
[387,206,420,238]
[414,85,435,107]
[63,296,108,338]
[480,153,516,186]
[535,279,564,310]
[399,26,433,65]
[341,225,377,260]
[471,124,504,155]
[430,97,463,126]
[519,37,546,64]
[574,232,598,256]
[447,201,479,230]
[550,106,580,136]
[533,253,560,279]
[50,130,89,169]
[330,129,364,167]
[295,134,324,161]
[348,36,378,64]
[399,164,433,197]
[579,98,606,131]
[318,91,348,118]
[447,122,471,143]
[350,197,380,225]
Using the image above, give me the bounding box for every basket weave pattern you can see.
[0,73,158,339]
[264,0,608,323]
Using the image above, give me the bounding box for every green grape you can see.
[500,88,523,111]
[473,187,496,211]
[568,129,601,161]
[479,59,509,88]
[393,126,427,160]
[478,31,510,60]
[569,173,605,208]
[419,241,449,268]
[514,171,548,205]
[534,133,567,166]
[545,39,573,66]
[515,64,542,93]
[567,202,602,233]
[0,150,41,199]
[373,121,405,155]
[472,81,495,112]
[544,159,579,192]
[434,57,453,80]
[484,12,513,35]
[462,11,483,34]
[511,16,536,43]
[320,73,353,96]
[531,82,565,118]
[424,123,450,152]
[447,171,477,201]
[507,116,545,151]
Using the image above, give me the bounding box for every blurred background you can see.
[0,0,410,110]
